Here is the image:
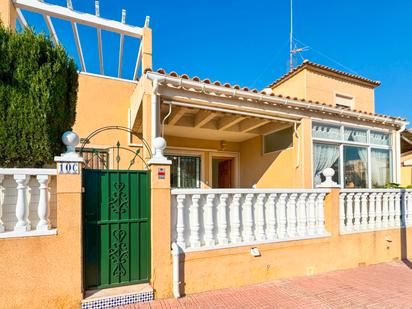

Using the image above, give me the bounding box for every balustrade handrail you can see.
[341,188,412,193]
[172,188,331,195]
[0,168,57,175]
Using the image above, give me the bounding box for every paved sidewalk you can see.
[121,261,412,308]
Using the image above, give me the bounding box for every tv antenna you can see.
[289,0,309,71]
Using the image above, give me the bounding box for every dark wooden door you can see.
[218,159,232,188]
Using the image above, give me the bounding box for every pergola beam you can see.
[71,22,86,72]
[44,15,59,45]
[95,1,104,75]
[16,8,28,28]
[133,43,142,80]
[194,111,217,128]
[238,118,271,133]
[168,107,188,126]
[13,0,143,38]
[117,9,126,78]
[218,115,245,131]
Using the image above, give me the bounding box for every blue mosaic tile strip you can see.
[81,290,153,309]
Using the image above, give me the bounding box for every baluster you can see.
[256,194,266,241]
[230,194,242,243]
[243,194,255,242]
[388,193,395,227]
[306,193,317,235]
[353,193,361,231]
[360,193,369,230]
[276,193,288,238]
[14,174,30,232]
[266,194,277,239]
[176,195,186,248]
[375,193,383,229]
[0,175,4,232]
[204,194,215,246]
[217,194,229,245]
[407,192,412,226]
[189,194,201,248]
[287,193,298,237]
[368,193,376,230]
[339,193,346,233]
[346,193,354,232]
[382,192,389,228]
[394,192,401,227]
[316,193,326,234]
[297,193,308,236]
[36,175,51,231]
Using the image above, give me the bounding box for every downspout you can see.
[171,242,181,298]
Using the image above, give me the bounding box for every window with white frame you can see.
[335,93,354,109]
[168,155,201,188]
[312,122,392,188]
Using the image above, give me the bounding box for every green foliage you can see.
[383,183,412,189]
[0,24,78,167]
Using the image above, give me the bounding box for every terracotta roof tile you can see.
[267,60,381,89]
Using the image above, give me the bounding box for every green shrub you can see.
[0,24,78,167]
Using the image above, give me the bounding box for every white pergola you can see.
[13,0,148,80]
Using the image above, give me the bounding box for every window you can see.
[312,122,392,188]
[344,146,368,188]
[168,155,201,188]
[263,127,293,154]
[335,93,354,109]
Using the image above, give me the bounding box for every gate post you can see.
[53,131,84,304]
[148,137,172,298]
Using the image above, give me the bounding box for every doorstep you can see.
[81,283,153,309]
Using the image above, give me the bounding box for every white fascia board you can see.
[13,0,143,38]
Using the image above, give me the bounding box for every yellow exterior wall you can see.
[173,189,412,297]
[270,68,376,113]
[0,0,16,30]
[306,70,375,113]
[72,74,145,170]
[0,169,83,309]
[401,152,412,186]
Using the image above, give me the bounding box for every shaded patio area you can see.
[121,261,412,308]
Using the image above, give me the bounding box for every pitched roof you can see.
[147,68,406,127]
[268,60,381,89]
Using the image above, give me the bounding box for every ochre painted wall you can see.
[401,152,412,186]
[73,74,145,170]
[0,170,83,309]
[270,70,306,99]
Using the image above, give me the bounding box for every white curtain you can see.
[371,149,390,187]
[313,143,340,185]
[350,132,368,172]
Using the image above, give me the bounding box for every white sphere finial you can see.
[153,136,166,153]
[323,168,335,178]
[62,131,79,154]
[317,167,339,188]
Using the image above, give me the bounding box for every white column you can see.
[407,192,412,226]
[346,193,354,232]
[353,193,361,231]
[375,193,383,229]
[276,193,288,238]
[217,194,229,245]
[368,193,376,230]
[297,193,308,237]
[204,194,215,246]
[0,175,4,232]
[266,194,277,240]
[230,194,242,243]
[36,175,51,230]
[394,192,401,227]
[255,194,266,241]
[360,193,368,231]
[307,193,317,235]
[14,174,30,232]
[316,193,326,234]
[189,194,201,248]
[176,195,186,249]
[287,193,297,237]
[388,193,395,227]
[339,193,346,233]
[243,194,255,242]
[382,192,389,228]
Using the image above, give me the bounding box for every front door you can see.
[83,169,151,289]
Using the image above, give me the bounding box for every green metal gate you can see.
[83,169,151,289]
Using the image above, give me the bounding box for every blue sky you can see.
[20,0,412,126]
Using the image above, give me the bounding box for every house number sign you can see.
[158,167,165,180]
[59,162,79,174]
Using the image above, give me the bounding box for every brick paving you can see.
[121,261,412,308]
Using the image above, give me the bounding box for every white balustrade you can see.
[171,189,331,251]
[0,168,57,238]
[339,189,412,234]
